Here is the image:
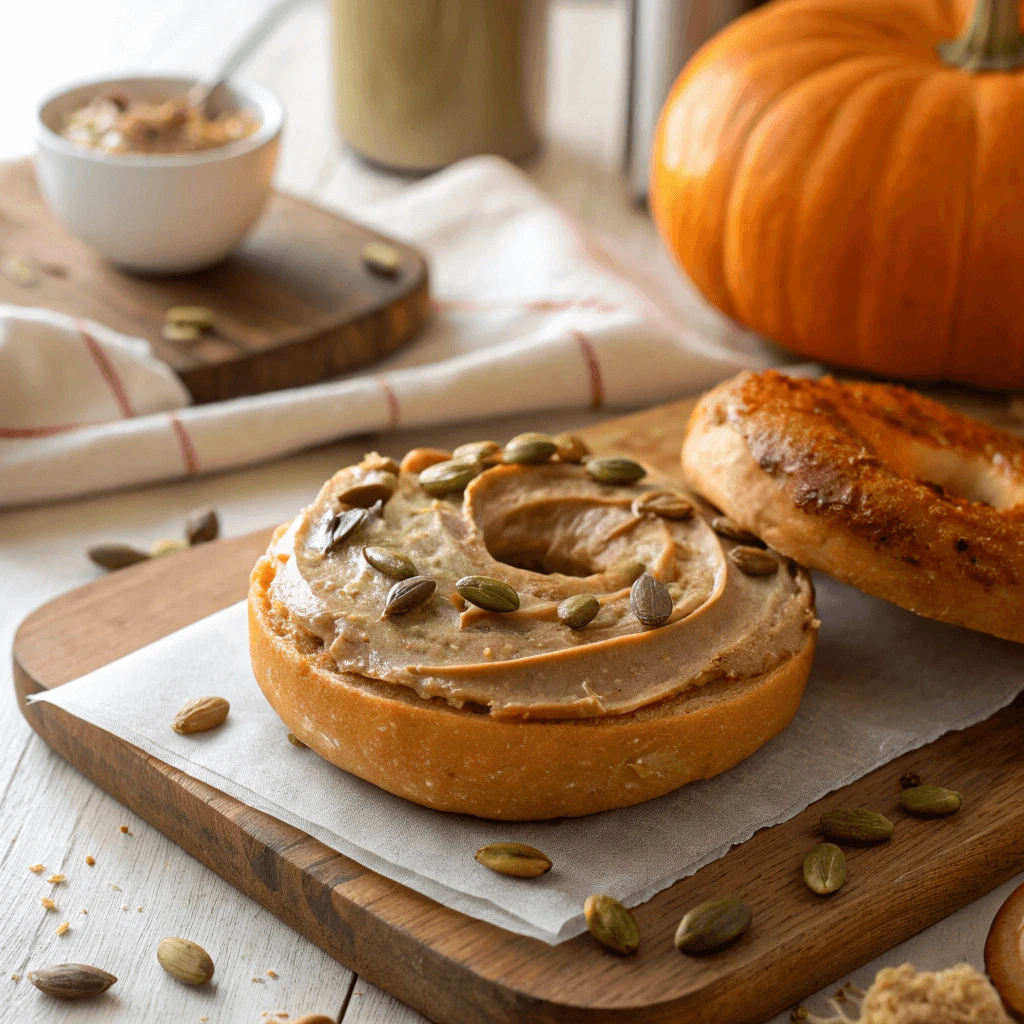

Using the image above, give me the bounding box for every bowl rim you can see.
[35,73,284,168]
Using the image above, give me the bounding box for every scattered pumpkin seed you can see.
[362,241,402,276]
[336,471,398,508]
[87,542,150,571]
[899,772,922,789]
[151,538,188,558]
[453,440,502,464]
[172,696,230,735]
[456,575,520,613]
[419,459,482,497]
[326,508,369,553]
[674,896,752,956]
[554,432,589,463]
[585,456,646,485]
[729,546,778,577]
[557,594,600,630]
[503,433,557,465]
[382,576,436,617]
[185,507,219,546]
[28,963,117,999]
[584,895,639,955]
[287,732,306,748]
[711,516,761,544]
[631,490,694,520]
[156,936,215,985]
[165,305,215,329]
[802,843,847,896]
[630,573,673,628]
[161,322,202,343]
[900,785,963,818]
[474,843,551,878]
[820,808,894,845]
[362,545,417,580]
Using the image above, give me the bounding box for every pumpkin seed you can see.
[185,507,219,546]
[900,772,922,789]
[802,843,847,896]
[729,546,778,577]
[419,458,482,496]
[326,508,369,553]
[630,573,673,628]
[557,594,600,630]
[554,433,590,463]
[453,440,502,464]
[456,575,520,613]
[287,732,307,748]
[362,241,402,276]
[820,808,894,845]
[608,557,646,583]
[172,696,229,735]
[362,545,417,580]
[583,894,639,955]
[475,843,551,878]
[151,538,188,558]
[674,896,752,956]
[631,491,694,520]
[87,542,150,571]
[503,433,557,465]
[900,785,962,818]
[166,305,214,329]
[382,576,436,617]
[336,471,398,508]
[161,322,202,343]
[156,936,215,985]
[585,456,646,485]
[711,515,762,545]
[27,963,117,999]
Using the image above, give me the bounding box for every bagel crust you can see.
[684,371,1024,643]
[248,449,817,820]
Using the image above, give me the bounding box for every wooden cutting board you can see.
[0,159,430,403]
[14,399,1024,1024]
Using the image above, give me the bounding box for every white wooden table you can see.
[2,2,1020,1021]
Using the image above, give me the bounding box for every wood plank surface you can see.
[0,159,430,404]
[14,398,1024,1024]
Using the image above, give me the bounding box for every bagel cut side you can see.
[683,370,1024,644]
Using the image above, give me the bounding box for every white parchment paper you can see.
[31,574,1024,943]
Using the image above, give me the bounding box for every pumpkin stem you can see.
[937,0,1024,71]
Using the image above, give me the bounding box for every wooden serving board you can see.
[0,159,430,403]
[14,400,1024,1024]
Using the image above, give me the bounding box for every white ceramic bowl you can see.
[36,75,283,274]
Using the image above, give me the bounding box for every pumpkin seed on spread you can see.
[584,894,639,955]
[456,575,520,613]
[87,542,150,571]
[335,471,398,508]
[554,432,590,463]
[631,573,673,628]
[475,843,551,878]
[419,458,482,497]
[382,576,436,617]
[900,785,963,818]
[503,433,557,465]
[608,557,646,584]
[711,515,762,545]
[326,508,369,553]
[558,594,601,630]
[362,545,417,580]
[631,490,694,520]
[674,896,752,956]
[27,962,117,999]
[585,456,646,486]
[802,843,847,896]
[453,440,502,464]
[729,546,778,577]
[820,808,894,845]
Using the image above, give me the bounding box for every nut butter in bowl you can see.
[36,75,282,274]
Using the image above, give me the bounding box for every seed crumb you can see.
[266,968,277,978]
[252,976,264,983]
[85,855,95,866]
[81,909,87,915]
[122,904,128,911]
[40,897,57,911]
[201,1018,208,1022]
[46,874,66,884]
[110,884,121,891]
[277,1014,288,1019]
[137,906,143,913]
[119,825,130,834]
[28,864,44,873]
[11,973,21,982]
[56,921,69,936]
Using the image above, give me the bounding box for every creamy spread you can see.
[269,460,815,721]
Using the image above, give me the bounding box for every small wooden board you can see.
[0,159,430,403]
[14,400,1024,1024]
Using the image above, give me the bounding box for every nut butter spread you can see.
[269,459,816,721]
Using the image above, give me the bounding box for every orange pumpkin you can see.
[651,0,1024,389]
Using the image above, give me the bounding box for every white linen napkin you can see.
[0,156,766,508]
[30,573,1024,944]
